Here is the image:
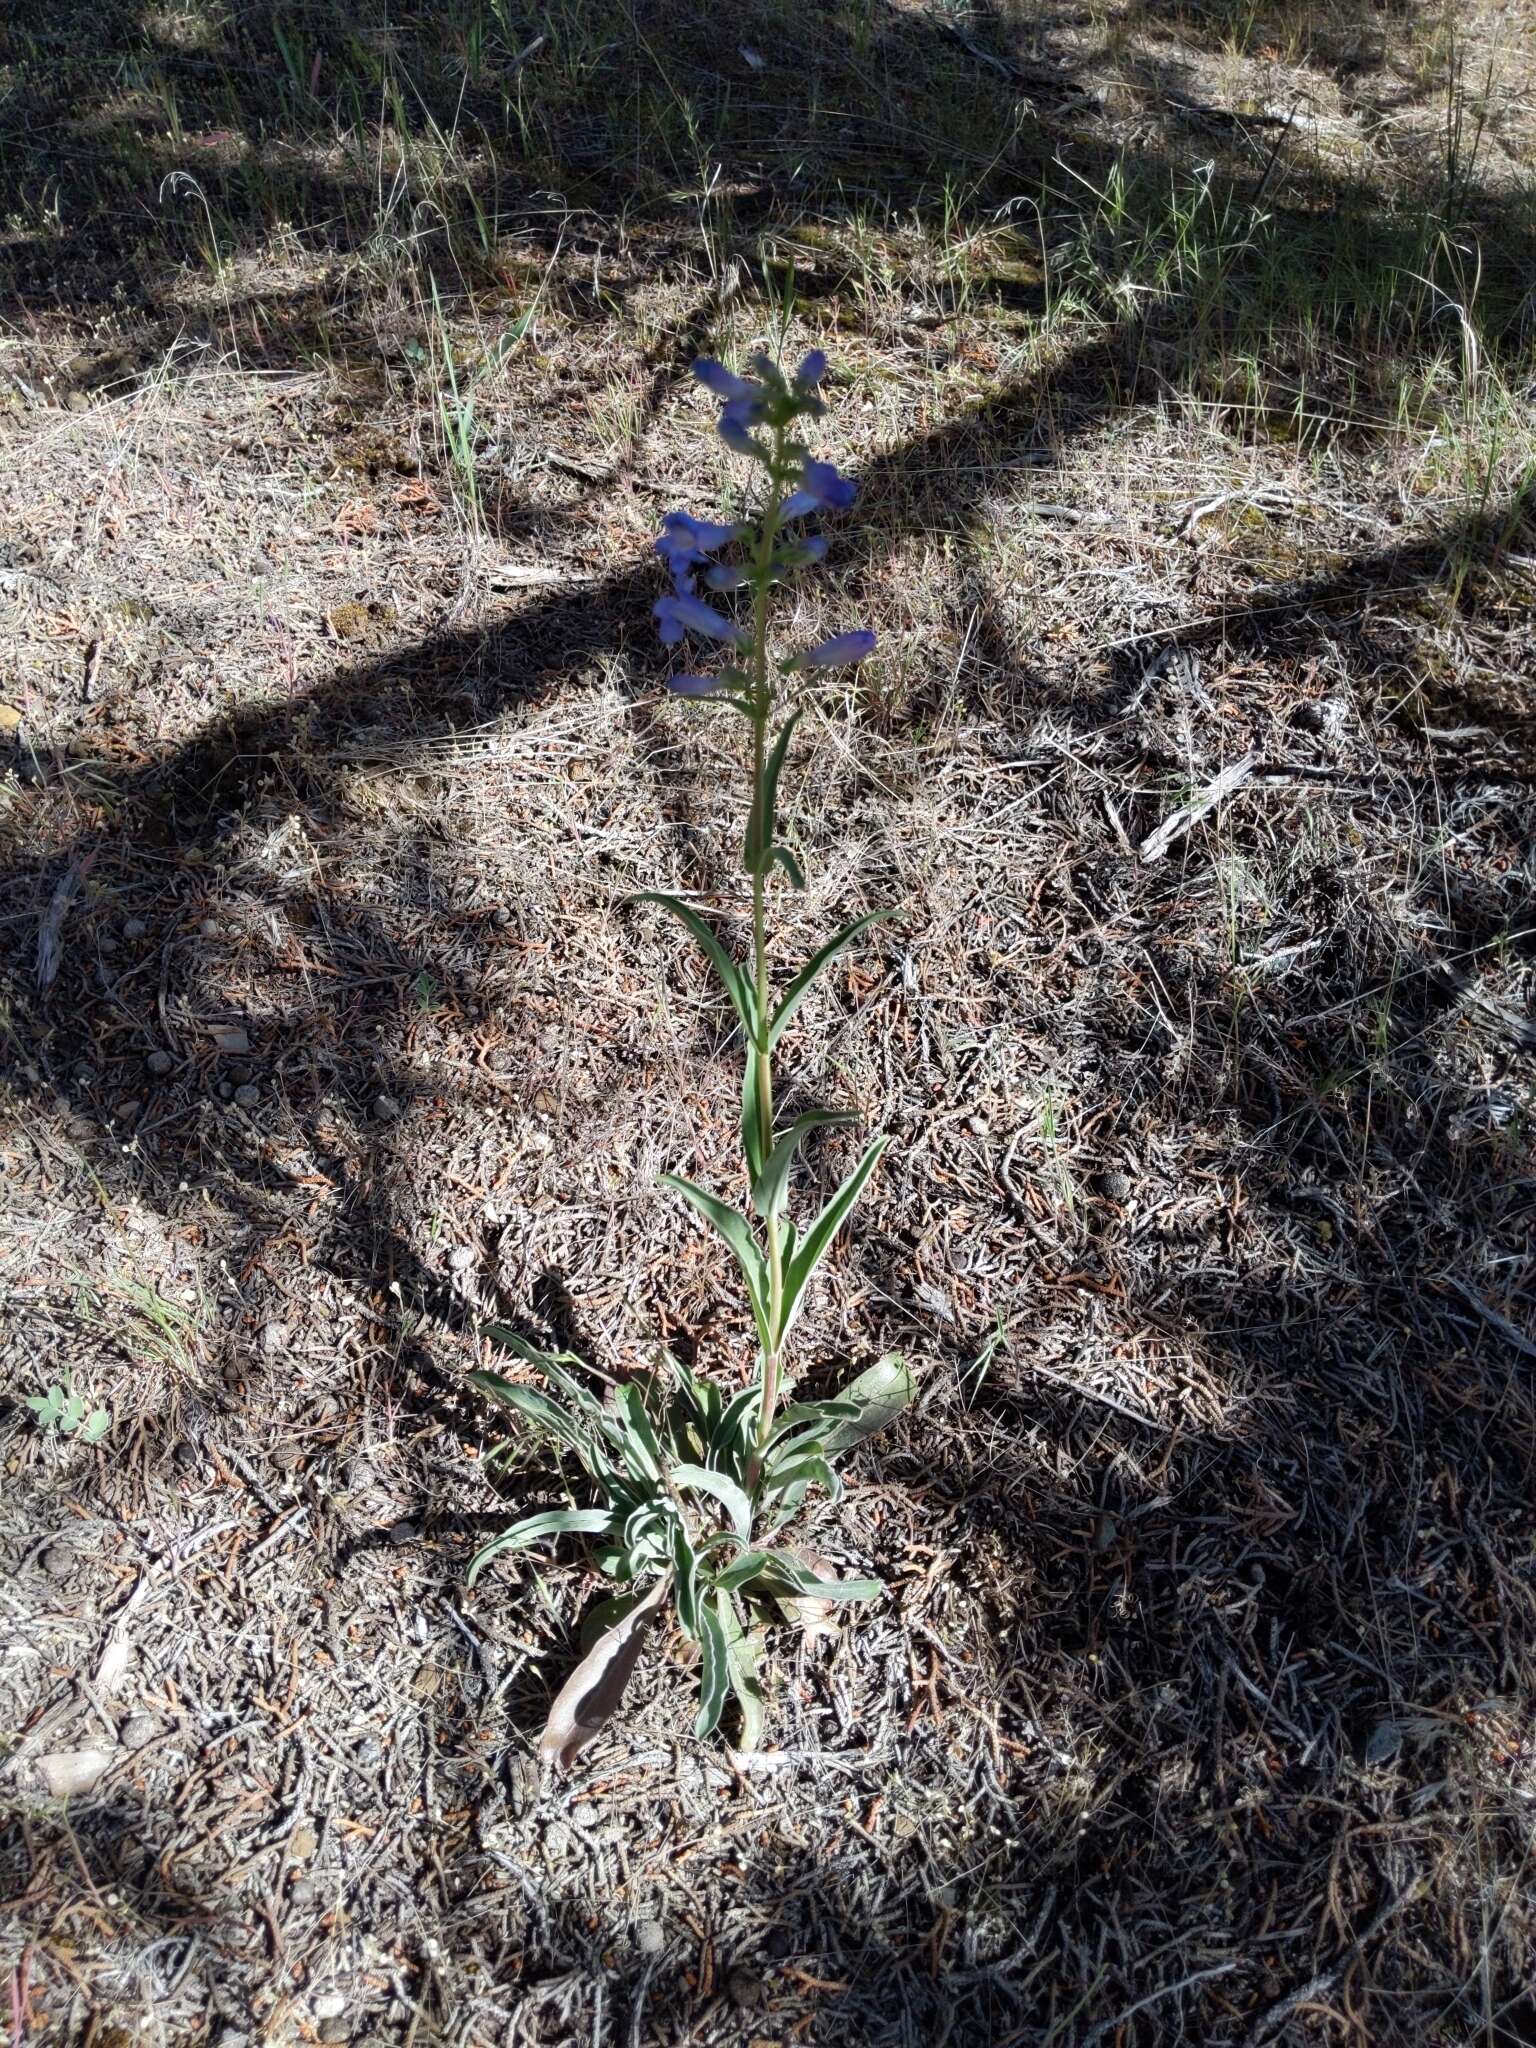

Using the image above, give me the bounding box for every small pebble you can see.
[372,1093,400,1121]
[288,1876,316,1907]
[488,905,511,929]
[98,931,118,955]
[633,1918,665,1957]
[726,1967,766,2012]
[965,1113,990,1136]
[312,1991,347,2021]
[217,1080,234,1101]
[122,917,148,941]
[354,1734,383,1766]
[120,1713,159,1750]
[317,2021,350,2045]
[260,1321,289,1355]
[41,1544,74,1580]
[173,1441,200,1474]
[145,1049,174,1077]
[449,1245,475,1273]
[387,1518,416,1547]
[200,917,222,938]
[272,1442,303,1471]
[571,1801,598,1829]
[233,1084,260,1109]
[1098,1168,1132,1203]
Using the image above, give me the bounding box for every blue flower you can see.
[692,358,761,402]
[719,415,765,459]
[704,563,750,591]
[777,534,827,567]
[656,511,742,593]
[781,455,858,520]
[667,673,728,697]
[654,592,750,648]
[794,350,828,390]
[794,629,876,669]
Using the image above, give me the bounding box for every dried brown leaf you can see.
[538,1574,671,1771]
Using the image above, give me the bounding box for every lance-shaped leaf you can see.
[765,1397,859,1444]
[634,893,759,1045]
[750,1110,856,1220]
[768,845,806,890]
[670,1517,701,1637]
[539,1574,672,1770]
[613,1383,663,1483]
[467,1507,613,1587]
[694,1595,733,1739]
[767,909,894,1049]
[660,1174,773,1358]
[757,1549,882,1603]
[718,1594,766,1751]
[672,1462,754,1544]
[467,1371,591,1459]
[775,1136,889,1343]
[741,1052,767,1183]
[744,711,802,876]
[763,1451,843,1504]
[711,1384,762,1462]
[712,1547,775,1595]
[481,1327,610,1424]
[822,1353,915,1451]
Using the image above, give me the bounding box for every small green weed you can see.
[23,1382,110,1445]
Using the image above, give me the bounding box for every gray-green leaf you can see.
[823,1353,915,1451]
[660,1174,773,1358]
[744,711,801,875]
[467,1507,612,1586]
[672,1462,754,1544]
[764,1451,842,1503]
[759,1550,882,1603]
[768,910,893,1049]
[468,1371,592,1458]
[719,1592,765,1751]
[750,1110,857,1220]
[776,1137,889,1343]
[633,893,759,1045]
[694,1597,732,1739]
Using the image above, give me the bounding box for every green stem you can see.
[750,423,788,1450]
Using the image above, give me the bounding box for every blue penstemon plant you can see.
[469,351,912,1764]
